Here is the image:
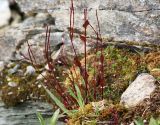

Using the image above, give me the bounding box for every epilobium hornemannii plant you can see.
[25,0,110,121]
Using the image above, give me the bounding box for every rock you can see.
[0,0,11,27]
[0,61,5,72]
[37,71,47,80]
[0,24,15,61]
[25,65,36,76]
[0,101,64,125]
[0,13,55,62]
[8,82,18,87]
[120,73,156,108]
[51,38,90,61]
[15,0,160,45]
[14,20,86,64]
[8,64,20,74]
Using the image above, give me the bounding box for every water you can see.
[0,101,64,125]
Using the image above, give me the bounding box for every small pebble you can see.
[25,66,36,76]
[37,71,46,80]
[8,82,17,87]
[8,64,20,74]
[38,84,42,88]
[45,64,49,70]
[7,92,13,95]
[0,61,4,72]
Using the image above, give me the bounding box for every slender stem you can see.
[96,10,104,99]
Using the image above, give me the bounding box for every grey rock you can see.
[24,65,36,76]
[120,73,156,108]
[8,64,20,74]
[0,13,55,62]
[51,37,90,61]
[0,0,11,27]
[15,0,160,45]
[0,101,64,125]
[0,29,15,61]
[37,71,47,80]
[9,14,83,64]
[0,61,5,72]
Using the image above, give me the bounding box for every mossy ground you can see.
[0,45,159,124]
[0,62,46,107]
[66,46,160,124]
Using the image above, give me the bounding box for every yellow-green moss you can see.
[0,62,46,107]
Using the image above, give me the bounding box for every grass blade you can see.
[68,87,78,101]
[42,84,70,115]
[50,109,60,125]
[37,112,45,125]
[75,84,85,108]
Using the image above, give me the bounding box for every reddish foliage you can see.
[25,0,107,111]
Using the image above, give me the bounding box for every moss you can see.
[102,46,144,102]
[1,82,30,107]
[145,52,160,80]
[64,46,145,102]
[68,104,94,125]
[66,46,160,124]
[0,62,46,107]
[68,100,128,125]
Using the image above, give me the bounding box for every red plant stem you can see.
[27,38,71,107]
[93,37,99,100]
[27,41,37,65]
[96,10,104,99]
[83,9,89,103]
[69,0,77,57]
[44,25,74,108]
[45,25,49,57]
[88,21,100,100]
[69,0,87,104]
[46,27,53,69]
[47,27,51,61]
[60,36,78,95]
[45,26,50,65]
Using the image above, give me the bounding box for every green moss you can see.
[102,46,143,101]
[0,62,46,107]
[68,100,128,125]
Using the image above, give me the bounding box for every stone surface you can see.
[37,71,47,80]
[1,15,87,63]
[120,73,156,108]
[0,101,64,125]
[8,64,20,75]
[0,10,87,63]
[0,28,15,61]
[0,13,54,62]
[0,61,5,72]
[15,0,160,45]
[24,66,35,76]
[0,0,11,27]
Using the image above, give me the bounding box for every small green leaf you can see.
[37,112,45,125]
[68,85,84,108]
[75,84,84,108]
[50,109,60,125]
[68,87,78,101]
